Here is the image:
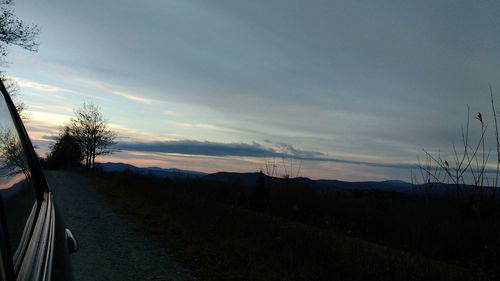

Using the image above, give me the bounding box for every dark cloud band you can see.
[115,140,416,170]
[117,140,291,158]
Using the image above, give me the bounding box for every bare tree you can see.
[0,72,27,120]
[0,0,39,119]
[418,87,500,201]
[0,0,39,62]
[68,102,117,169]
[0,126,28,177]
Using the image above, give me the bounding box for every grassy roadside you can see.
[83,171,485,281]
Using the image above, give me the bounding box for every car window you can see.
[0,95,38,268]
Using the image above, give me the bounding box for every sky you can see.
[1,0,500,181]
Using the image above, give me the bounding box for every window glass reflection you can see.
[0,96,37,263]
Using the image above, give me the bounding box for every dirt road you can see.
[45,171,197,281]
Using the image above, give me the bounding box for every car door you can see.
[0,80,75,281]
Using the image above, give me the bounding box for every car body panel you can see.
[0,79,74,281]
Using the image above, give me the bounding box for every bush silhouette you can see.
[45,127,82,169]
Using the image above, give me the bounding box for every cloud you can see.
[274,142,324,158]
[116,140,288,158]
[115,139,416,170]
[9,76,73,93]
[40,135,59,141]
[116,140,331,161]
[75,77,169,105]
[171,122,240,133]
[162,110,181,117]
[29,111,71,126]
[108,90,156,104]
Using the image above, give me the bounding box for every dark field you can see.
[81,169,494,281]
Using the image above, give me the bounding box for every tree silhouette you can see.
[0,73,27,121]
[0,127,28,177]
[45,127,83,169]
[0,0,39,120]
[0,0,39,62]
[252,170,268,208]
[68,102,117,169]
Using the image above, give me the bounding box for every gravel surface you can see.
[45,170,198,281]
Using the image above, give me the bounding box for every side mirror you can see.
[65,228,79,254]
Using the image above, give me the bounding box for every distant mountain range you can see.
[95,162,500,198]
[97,162,416,192]
[203,172,415,192]
[203,172,499,197]
[96,162,208,179]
